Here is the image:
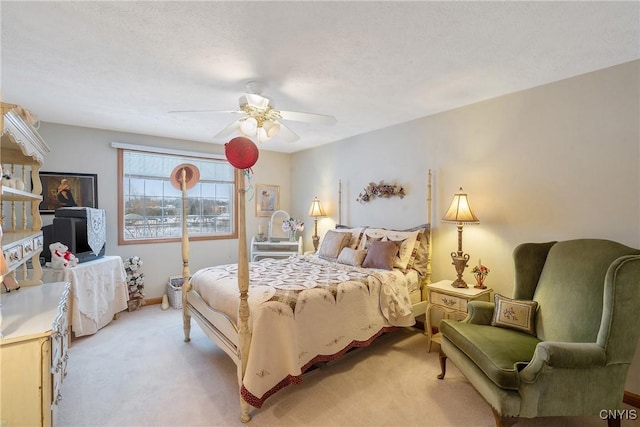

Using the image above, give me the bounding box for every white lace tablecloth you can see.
[42,256,128,337]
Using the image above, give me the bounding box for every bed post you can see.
[426,169,432,286]
[338,179,342,225]
[180,167,192,343]
[236,168,252,423]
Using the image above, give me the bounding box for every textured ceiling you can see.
[1,1,638,153]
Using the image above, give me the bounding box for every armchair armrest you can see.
[464,301,495,325]
[519,342,606,383]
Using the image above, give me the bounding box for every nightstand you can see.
[426,279,492,352]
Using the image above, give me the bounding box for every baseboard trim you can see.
[624,391,640,408]
[145,297,162,305]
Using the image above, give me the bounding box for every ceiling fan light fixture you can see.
[256,127,270,143]
[240,117,258,136]
[263,121,281,138]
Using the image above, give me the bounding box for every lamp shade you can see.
[308,197,326,217]
[442,187,479,224]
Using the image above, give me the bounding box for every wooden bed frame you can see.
[179,168,433,422]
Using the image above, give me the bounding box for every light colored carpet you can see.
[56,306,639,427]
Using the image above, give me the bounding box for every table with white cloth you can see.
[42,256,129,337]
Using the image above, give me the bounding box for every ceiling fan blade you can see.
[278,110,337,125]
[168,109,242,114]
[277,123,300,143]
[212,120,242,139]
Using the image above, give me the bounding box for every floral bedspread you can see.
[189,254,416,407]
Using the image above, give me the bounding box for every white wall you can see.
[36,60,640,395]
[37,124,291,300]
[290,60,640,393]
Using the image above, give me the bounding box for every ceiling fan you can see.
[170,81,337,143]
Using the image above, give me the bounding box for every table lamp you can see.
[308,196,326,251]
[442,187,479,288]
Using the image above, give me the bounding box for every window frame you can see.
[117,147,238,245]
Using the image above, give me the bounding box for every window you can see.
[118,147,237,244]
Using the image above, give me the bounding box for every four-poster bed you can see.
[178,168,433,422]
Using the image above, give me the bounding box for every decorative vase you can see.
[474,273,486,289]
[289,231,297,242]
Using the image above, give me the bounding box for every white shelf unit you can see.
[250,236,303,261]
[1,103,50,287]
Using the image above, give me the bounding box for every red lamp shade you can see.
[225,137,259,170]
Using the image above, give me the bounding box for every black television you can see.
[42,208,106,263]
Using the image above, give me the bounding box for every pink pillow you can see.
[362,240,399,270]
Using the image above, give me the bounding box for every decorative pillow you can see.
[385,230,420,271]
[403,225,430,276]
[317,230,352,260]
[337,247,367,267]
[358,228,420,271]
[491,294,538,335]
[361,234,383,250]
[357,228,386,250]
[362,240,400,270]
[333,226,366,249]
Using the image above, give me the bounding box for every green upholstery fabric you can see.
[512,241,556,300]
[439,239,640,423]
[440,321,540,389]
[533,240,639,343]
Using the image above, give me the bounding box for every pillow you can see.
[358,228,420,271]
[317,230,352,260]
[383,230,420,271]
[362,240,400,270]
[491,294,538,335]
[333,226,366,249]
[361,234,382,250]
[404,225,430,275]
[337,247,367,267]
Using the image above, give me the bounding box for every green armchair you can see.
[438,239,640,427]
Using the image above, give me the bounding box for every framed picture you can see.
[38,172,98,214]
[255,184,280,217]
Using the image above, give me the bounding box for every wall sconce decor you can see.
[308,196,326,251]
[442,187,479,288]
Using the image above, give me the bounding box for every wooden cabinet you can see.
[1,103,50,288]
[425,279,492,351]
[0,281,71,426]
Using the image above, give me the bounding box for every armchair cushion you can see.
[440,320,540,390]
[491,294,538,335]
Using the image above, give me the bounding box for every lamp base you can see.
[451,278,468,288]
[450,251,470,289]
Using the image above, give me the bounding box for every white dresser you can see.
[0,281,70,426]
